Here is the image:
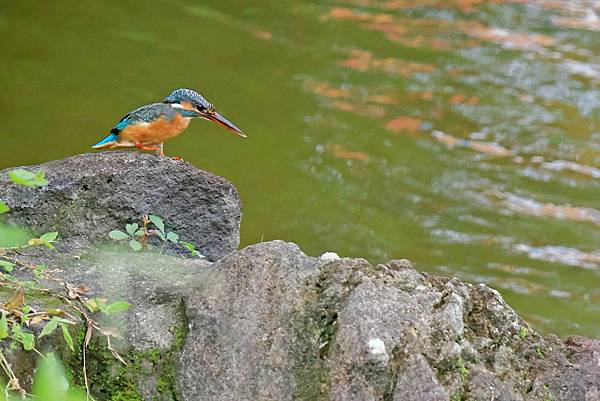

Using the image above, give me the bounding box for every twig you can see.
[106,336,127,366]
[0,351,26,399]
[82,321,94,401]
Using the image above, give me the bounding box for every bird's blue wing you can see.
[93,103,201,148]
[115,103,201,130]
[114,116,131,130]
[127,103,201,122]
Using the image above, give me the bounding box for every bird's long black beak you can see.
[206,112,246,138]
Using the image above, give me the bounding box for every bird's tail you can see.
[92,133,118,149]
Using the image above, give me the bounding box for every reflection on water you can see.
[307,0,600,337]
[495,191,600,225]
[1,0,599,337]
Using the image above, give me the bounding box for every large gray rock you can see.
[173,242,599,401]
[5,241,600,401]
[0,152,241,261]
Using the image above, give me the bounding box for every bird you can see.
[92,88,245,156]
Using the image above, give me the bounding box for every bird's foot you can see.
[172,156,183,161]
[135,143,160,152]
[155,143,164,157]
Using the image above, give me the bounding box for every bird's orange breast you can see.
[120,114,191,145]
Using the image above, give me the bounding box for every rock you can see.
[393,354,448,401]
[173,242,600,401]
[2,156,599,401]
[178,241,320,401]
[5,240,600,401]
[320,251,340,262]
[0,152,241,261]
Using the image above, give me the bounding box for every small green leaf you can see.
[148,215,164,233]
[32,352,69,400]
[109,230,130,240]
[40,317,60,338]
[21,332,35,350]
[34,264,46,278]
[125,223,138,236]
[23,280,39,289]
[129,239,142,251]
[84,298,100,313]
[180,241,202,257]
[155,230,165,240]
[39,231,58,248]
[103,300,131,315]
[0,260,14,273]
[60,323,74,351]
[181,241,195,251]
[0,314,8,339]
[40,231,58,242]
[12,322,21,336]
[8,169,48,187]
[134,229,145,237]
[21,305,31,314]
[0,201,9,214]
[166,231,179,243]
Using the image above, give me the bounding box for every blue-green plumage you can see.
[92,133,119,148]
[92,103,201,149]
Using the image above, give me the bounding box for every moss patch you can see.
[65,300,189,401]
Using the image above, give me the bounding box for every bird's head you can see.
[164,88,246,137]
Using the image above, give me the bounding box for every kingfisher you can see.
[92,88,245,156]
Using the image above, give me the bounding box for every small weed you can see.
[179,241,202,257]
[519,327,529,340]
[84,298,130,315]
[456,357,469,382]
[450,393,463,401]
[110,214,204,257]
[543,384,554,401]
[27,231,59,249]
[535,346,545,358]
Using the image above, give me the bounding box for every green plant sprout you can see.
[109,214,204,257]
[519,327,529,340]
[179,241,201,257]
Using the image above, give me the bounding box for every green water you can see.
[1,0,599,338]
